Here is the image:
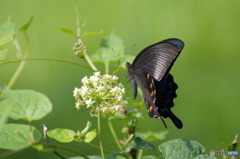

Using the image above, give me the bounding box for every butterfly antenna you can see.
[160,116,168,129]
[112,48,128,63]
[131,43,136,56]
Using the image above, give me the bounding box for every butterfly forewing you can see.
[132,39,184,81]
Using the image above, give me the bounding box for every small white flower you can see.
[73,87,80,97]
[86,99,93,108]
[81,76,88,84]
[80,86,88,96]
[75,101,81,109]
[115,105,120,110]
[110,86,119,93]
[90,75,99,82]
[96,85,104,92]
[112,75,118,80]
[103,74,111,79]
[94,71,101,76]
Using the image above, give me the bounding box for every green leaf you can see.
[81,121,91,136]
[19,17,33,31]
[56,27,76,36]
[47,128,76,143]
[0,48,8,61]
[158,139,216,159]
[69,154,126,159]
[0,20,15,47]
[84,129,97,143]
[82,31,102,37]
[141,156,158,159]
[0,89,52,121]
[136,130,168,142]
[90,32,125,64]
[0,124,41,150]
[129,137,155,150]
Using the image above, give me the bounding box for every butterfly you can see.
[126,38,184,129]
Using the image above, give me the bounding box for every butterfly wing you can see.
[132,38,184,81]
[154,74,183,129]
[129,68,160,118]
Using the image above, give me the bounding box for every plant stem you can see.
[137,149,143,159]
[108,120,121,150]
[7,31,29,89]
[86,142,111,153]
[98,112,105,159]
[105,62,109,74]
[83,52,98,72]
[39,143,90,159]
[0,58,90,69]
[75,15,98,72]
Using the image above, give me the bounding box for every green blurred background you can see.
[0,0,240,158]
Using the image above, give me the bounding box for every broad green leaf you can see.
[194,154,217,159]
[69,154,126,159]
[136,130,168,142]
[47,128,76,143]
[19,17,33,31]
[84,129,97,143]
[129,137,155,150]
[0,102,8,125]
[90,32,124,64]
[56,27,76,36]
[141,156,158,159]
[81,121,91,136]
[0,124,41,150]
[159,139,216,159]
[0,89,52,121]
[0,48,8,60]
[0,20,15,47]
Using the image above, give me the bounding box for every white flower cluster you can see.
[73,72,127,117]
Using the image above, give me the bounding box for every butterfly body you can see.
[126,38,184,129]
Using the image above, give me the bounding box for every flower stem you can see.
[108,120,121,150]
[83,52,98,72]
[105,61,109,74]
[75,15,98,72]
[98,112,105,159]
[137,149,143,159]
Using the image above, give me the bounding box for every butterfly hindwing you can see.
[154,74,183,129]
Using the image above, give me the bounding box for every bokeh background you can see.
[0,0,240,158]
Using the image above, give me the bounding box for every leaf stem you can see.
[0,57,90,69]
[98,112,105,159]
[108,120,121,150]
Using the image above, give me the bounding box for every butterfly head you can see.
[125,62,132,68]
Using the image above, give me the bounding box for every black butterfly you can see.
[126,38,184,129]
